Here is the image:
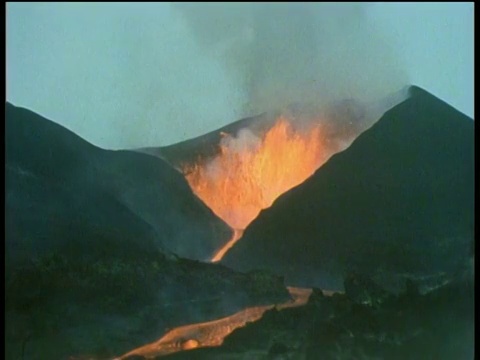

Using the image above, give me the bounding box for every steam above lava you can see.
[173,2,408,117]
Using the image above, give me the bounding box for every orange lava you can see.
[211,229,244,263]
[183,117,330,260]
[118,287,338,359]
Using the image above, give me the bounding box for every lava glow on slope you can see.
[183,116,331,261]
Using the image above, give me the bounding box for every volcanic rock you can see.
[344,273,391,306]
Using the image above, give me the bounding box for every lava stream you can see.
[118,287,338,359]
[211,229,243,263]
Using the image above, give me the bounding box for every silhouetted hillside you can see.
[222,86,474,291]
[6,102,232,261]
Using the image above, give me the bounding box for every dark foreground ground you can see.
[157,267,474,360]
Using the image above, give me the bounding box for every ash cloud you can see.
[173,3,409,119]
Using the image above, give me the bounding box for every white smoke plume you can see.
[173,2,409,118]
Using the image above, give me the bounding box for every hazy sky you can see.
[6,2,474,149]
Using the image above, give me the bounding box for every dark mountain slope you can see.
[6,102,232,260]
[222,86,474,290]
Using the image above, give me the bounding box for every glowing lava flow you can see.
[183,117,330,261]
[118,287,338,359]
[211,229,243,263]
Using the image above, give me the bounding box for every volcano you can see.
[220,86,474,291]
[139,99,374,261]
[6,85,473,359]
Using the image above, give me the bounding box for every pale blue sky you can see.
[368,2,474,119]
[6,2,474,149]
